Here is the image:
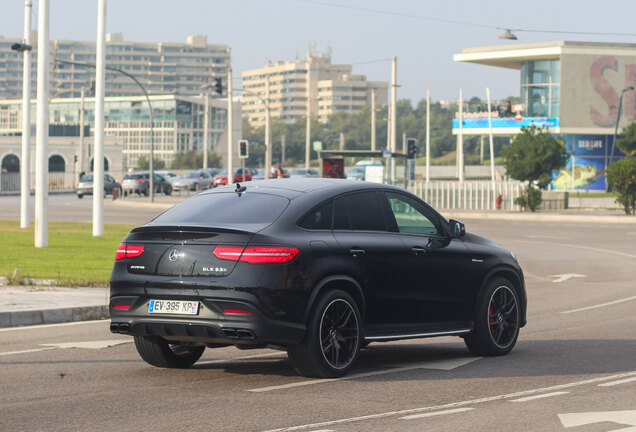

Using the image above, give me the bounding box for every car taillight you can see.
[137,178,144,183]
[115,243,145,260]
[213,246,299,264]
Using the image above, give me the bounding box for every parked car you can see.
[289,168,320,178]
[122,172,172,196]
[346,163,382,181]
[155,171,179,185]
[172,169,214,191]
[77,173,122,199]
[251,168,266,181]
[110,178,527,378]
[212,168,252,186]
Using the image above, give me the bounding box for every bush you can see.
[514,187,542,212]
[606,158,636,215]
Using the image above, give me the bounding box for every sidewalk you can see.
[0,286,109,328]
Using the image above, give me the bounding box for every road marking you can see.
[520,239,636,260]
[260,371,636,432]
[548,273,586,283]
[562,295,636,314]
[598,376,636,387]
[0,347,58,357]
[40,340,132,349]
[559,410,636,429]
[248,357,480,393]
[527,234,570,240]
[202,352,284,364]
[509,391,569,403]
[401,407,474,420]
[0,319,106,333]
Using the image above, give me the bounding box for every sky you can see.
[2,0,636,104]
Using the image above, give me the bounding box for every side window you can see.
[386,192,441,236]
[298,201,333,230]
[334,192,386,231]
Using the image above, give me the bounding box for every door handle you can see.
[349,248,366,256]
[411,246,426,255]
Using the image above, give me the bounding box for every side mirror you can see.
[448,219,466,238]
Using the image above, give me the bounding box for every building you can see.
[241,47,388,125]
[453,41,636,190]
[0,94,241,191]
[0,33,230,99]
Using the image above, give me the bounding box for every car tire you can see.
[143,188,149,197]
[287,289,361,378]
[134,335,205,368]
[77,194,83,199]
[165,185,172,196]
[464,278,520,356]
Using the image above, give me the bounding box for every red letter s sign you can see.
[589,56,619,127]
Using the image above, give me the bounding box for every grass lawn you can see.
[0,220,134,286]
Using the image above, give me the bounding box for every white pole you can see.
[93,0,106,237]
[20,1,32,229]
[486,87,496,194]
[265,77,271,178]
[371,88,376,152]
[34,0,49,247]
[458,88,464,183]
[426,87,430,183]
[203,92,209,170]
[227,68,234,185]
[79,87,85,174]
[390,56,397,185]
[305,62,311,170]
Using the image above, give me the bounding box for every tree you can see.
[616,121,636,157]
[136,155,165,170]
[606,158,636,215]
[172,151,221,169]
[500,126,568,212]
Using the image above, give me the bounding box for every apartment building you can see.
[0,33,230,99]
[241,48,388,125]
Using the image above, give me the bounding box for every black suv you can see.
[110,179,526,377]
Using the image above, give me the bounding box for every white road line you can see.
[509,391,569,403]
[260,371,636,432]
[598,377,636,387]
[0,319,106,333]
[202,352,284,364]
[562,295,636,314]
[519,239,636,260]
[401,407,474,420]
[0,347,57,357]
[248,358,479,393]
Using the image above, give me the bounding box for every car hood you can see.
[463,232,502,249]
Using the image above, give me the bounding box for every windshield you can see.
[79,175,93,182]
[185,172,200,179]
[151,192,290,226]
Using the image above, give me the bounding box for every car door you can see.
[382,191,473,325]
[331,191,410,326]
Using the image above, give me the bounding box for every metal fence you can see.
[408,180,525,211]
[0,171,125,192]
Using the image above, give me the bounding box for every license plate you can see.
[148,299,199,315]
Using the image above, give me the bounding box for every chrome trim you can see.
[364,328,471,341]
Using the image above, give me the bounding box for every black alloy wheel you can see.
[464,278,520,356]
[134,335,205,368]
[288,290,361,378]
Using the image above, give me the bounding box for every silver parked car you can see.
[172,169,214,191]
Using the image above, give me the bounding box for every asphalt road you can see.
[1,197,635,431]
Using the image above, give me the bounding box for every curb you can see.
[0,305,109,328]
[443,211,636,224]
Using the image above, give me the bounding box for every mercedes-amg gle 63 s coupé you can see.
[110,178,526,377]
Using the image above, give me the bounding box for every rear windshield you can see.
[79,175,93,182]
[124,174,144,180]
[151,192,290,226]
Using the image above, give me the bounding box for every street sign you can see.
[313,141,323,151]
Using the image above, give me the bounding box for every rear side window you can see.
[299,201,333,230]
[151,192,289,225]
[333,192,386,231]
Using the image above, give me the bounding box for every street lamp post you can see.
[610,86,635,162]
[235,86,271,177]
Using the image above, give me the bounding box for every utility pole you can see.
[486,87,496,192]
[339,132,345,151]
[227,68,234,185]
[265,77,271,178]
[305,62,311,170]
[281,134,286,164]
[458,87,464,183]
[20,1,32,229]
[203,91,209,170]
[426,87,430,182]
[390,56,397,185]
[371,88,376,152]
[79,87,85,175]
[93,0,106,236]
[34,0,49,247]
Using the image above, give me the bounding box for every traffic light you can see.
[407,138,417,160]
[239,140,249,158]
[214,78,223,95]
[89,79,96,96]
[11,42,32,52]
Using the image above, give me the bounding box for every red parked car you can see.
[212,168,252,186]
